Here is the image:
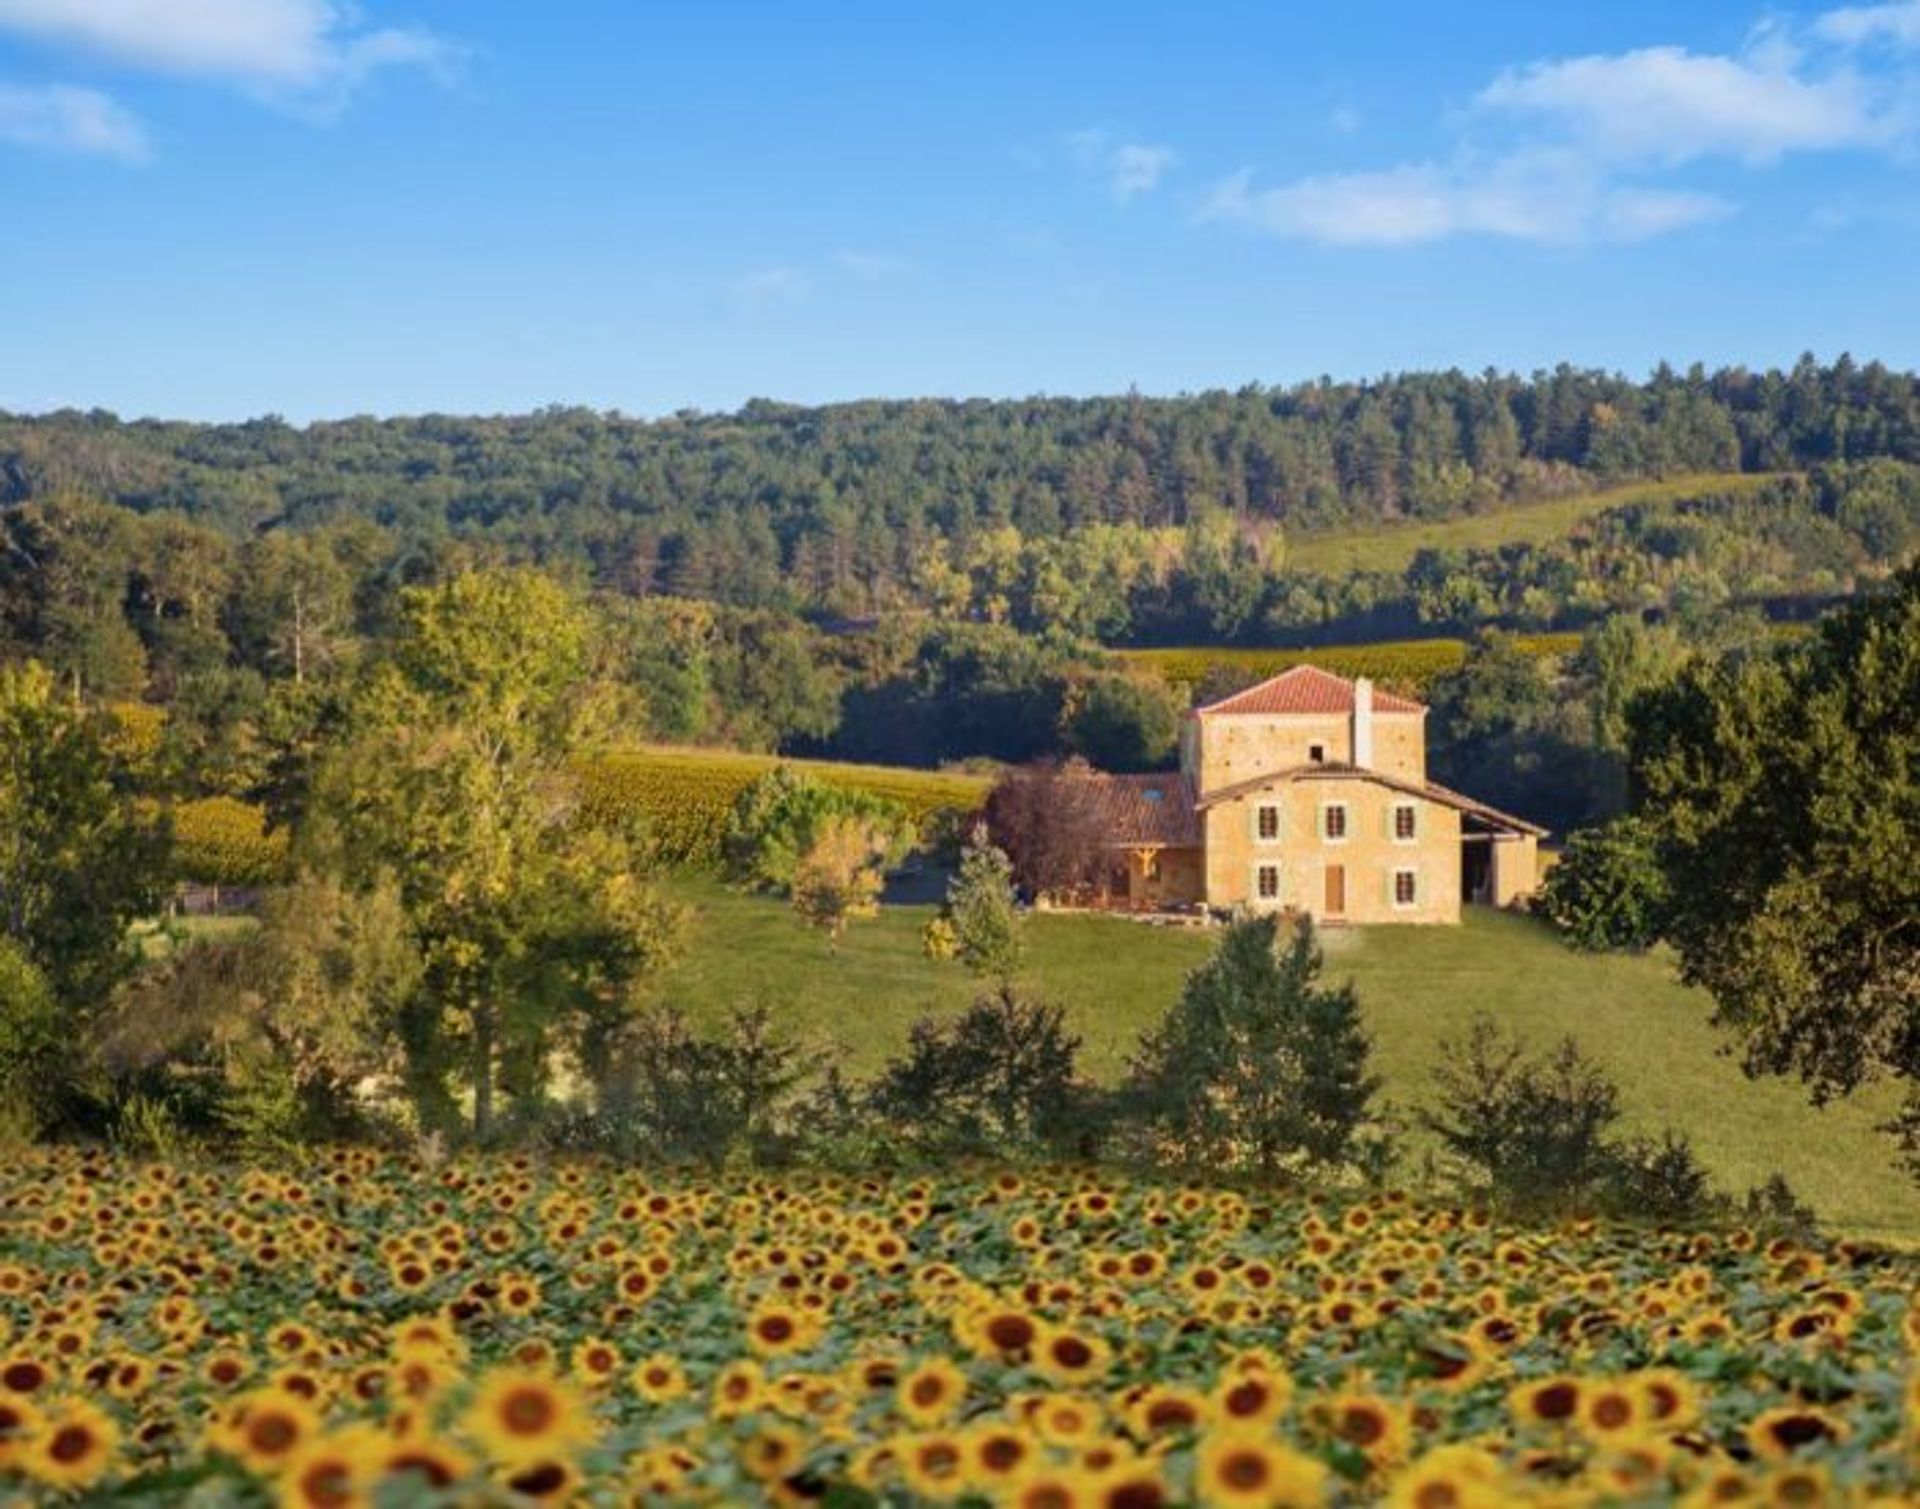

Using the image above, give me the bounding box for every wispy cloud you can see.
[0,1,459,114]
[1473,43,1887,164]
[1202,157,1731,246]
[1202,8,1914,248]
[1070,128,1176,203]
[1817,1,1920,48]
[0,82,146,160]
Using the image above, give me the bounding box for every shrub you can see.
[1420,1018,1621,1211]
[984,760,1108,901]
[721,767,912,895]
[924,825,1024,979]
[867,985,1096,1157]
[0,940,59,1142]
[1126,914,1382,1176]
[596,1006,813,1168]
[790,813,895,945]
[1537,816,1669,951]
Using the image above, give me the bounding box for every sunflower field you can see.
[2,1150,1916,1507]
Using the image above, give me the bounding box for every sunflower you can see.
[1576,1377,1645,1444]
[1126,1384,1210,1440]
[711,1358,768,1420]
[747,1301,823,1358]
[630,1352,690,1404]
[278,1426,384,1509]
[211,1387,321,1476]
[1759,1462,1834,1506]
[495,1457,581,1505]
[964,1304,1041,1360]
[897,1357,968,1426]
[1028,1326,1111,1387]
[1630,1368,1703,1432]
[1383,1443,1507,1509]
[1509,1376,1582,1431]
[963,1421,1036,1488]
[0,1390,45,1470]
[373,1432,474,1492]
[739,1421,808,1481]
[568,1337,622,1387]
[897,1429,969,1501]
[1193,1433,1329,1509]
[1745,1406,1848,1461]
[21,1396,119,1492]
[495,1272,543,1317]
[1010,1466,1097,1509]
[461,1369,597,1466]
[1211,1369,1292,1430]
[1314,1388,1412,1469]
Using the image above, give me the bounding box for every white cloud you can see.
[0,82,146,159]
[1475,44,1885,164]
[1201,157,1731,247]
[1817,2,1920,48]
[1329,105,1364,134]
[0,1,457,103]
[1070,128,1176,203]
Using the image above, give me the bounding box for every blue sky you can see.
[1,1,1918,421]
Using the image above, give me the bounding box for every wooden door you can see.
[1324,864,1346,916]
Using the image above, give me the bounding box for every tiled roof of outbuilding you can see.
[1075,771,1202,847]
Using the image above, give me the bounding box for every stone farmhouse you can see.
[1080,665,1545,924]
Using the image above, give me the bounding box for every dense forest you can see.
[3,358,1919,835]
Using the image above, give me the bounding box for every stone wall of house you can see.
[1202,777,1462,925]
[1187,710,1426,792]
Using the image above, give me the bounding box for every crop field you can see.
[1114,636,1583,698]
[170,750,991,884]
[2,1149,1914,1507]
[1283,472,1781,577]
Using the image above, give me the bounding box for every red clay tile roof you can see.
[1193,664,1424,717]
[1074,771,1202,848]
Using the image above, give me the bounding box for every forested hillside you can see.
[4,358,1918,607]
[4,359,1918,839]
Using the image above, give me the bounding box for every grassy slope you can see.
[1286,472,1780,576]
[657,873,1917,1242]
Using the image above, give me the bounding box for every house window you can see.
[1321,803,1349,841]
[1393,868,1418,908]
[1255,803,1280,842]
[1308,743,1326,763]
[1393,803,1418,842]
[1255,863,1281,901]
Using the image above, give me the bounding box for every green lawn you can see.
[655,872,1918,1243]
[1286,472,1780,576]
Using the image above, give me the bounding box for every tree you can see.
[790,813,892,945]
[311,569,681,1138]
[924,824,1024,980]
[1062,673,1180,772]
[868,985,1091,1154]
[1628,566,1920,1173]
[984,760,1108,901]
[1126,914,1380,1174]
[722,767,911,895]
[0,662,167,1007]
[0,939,59,1142]
[1537,816,1670,952]
[97,875,420,1151]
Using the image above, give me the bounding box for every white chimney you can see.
[1352,677,1374,769]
